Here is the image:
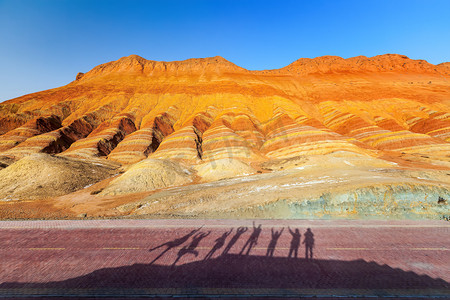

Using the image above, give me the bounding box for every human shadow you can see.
[149,227,201,264]
[288,226,301,258]
[222,226,247,255]
[239,222,262,255]
[172,231,211,266]
[266,227,284,257]
[2,225,449,298]
[303,227,314,260]
[204,229,233,260]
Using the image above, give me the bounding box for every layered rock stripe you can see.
[0,54,450,191]
[107,107,178,164]
[0,115,61,152]
[201,112,265,162]
[261,111,372,159]
[1,106,113,158]
[319,102,450,154]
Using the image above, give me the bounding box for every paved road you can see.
[0,219,449,298]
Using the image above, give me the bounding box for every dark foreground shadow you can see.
[2,255,448,295]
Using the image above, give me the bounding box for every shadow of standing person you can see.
[266,227,284,257]
[204,229,233,260]
[288,227,301,258]
[222,227,247,255]
[240,222,262,256]
[303,228,314,260]
[149,227,201,264]
[172,231,211,266]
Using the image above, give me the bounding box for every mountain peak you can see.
[76,53,448,82]
[278,53,446,75]
[79,55,246,81]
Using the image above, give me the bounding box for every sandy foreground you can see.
[1,152,449,220]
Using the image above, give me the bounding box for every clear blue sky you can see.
[1,0,449,101]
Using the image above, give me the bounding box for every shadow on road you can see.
[222,226,247,255]
[173,231,210,266]
[266,227,283,257]
[288,226,301,258]
[2,255,447,291]
[204,229,232,260]
[1,225,448,297]
[148,227,201,264]
[303,227,314,260]
[239,221,262,255]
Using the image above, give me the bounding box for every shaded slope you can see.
[2,255,447,298]
[0,115,62,152]
[3,112,101,158]
[108,107,178,164]
[60,114,136,159]
[151,111,214,163]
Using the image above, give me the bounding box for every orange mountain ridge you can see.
[0,54,449,220]
[80,54,450,78]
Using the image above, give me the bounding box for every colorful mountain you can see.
[0,54,449,219]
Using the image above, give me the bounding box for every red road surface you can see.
[0,219,449,298]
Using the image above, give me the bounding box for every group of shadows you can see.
[1,224,448,295]
[150,223,315,266]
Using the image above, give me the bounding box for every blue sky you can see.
[0,0,449,101]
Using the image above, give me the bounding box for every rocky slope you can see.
[0,54,449,220]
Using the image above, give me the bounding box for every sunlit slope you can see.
[1,54,448,159]
[0,54,449,217]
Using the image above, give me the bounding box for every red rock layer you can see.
[373,116,405,132]
[151,112,214,163]
[0,109,39,135]
[60,115,136,159]
[260,111,370,159]
[0,115,61,152]
[226,112,265,149]
[319,103,446,152]
[2,113,99,158]
[409,112,450,143]
[108,108,178,164]
[201,112,264,162]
